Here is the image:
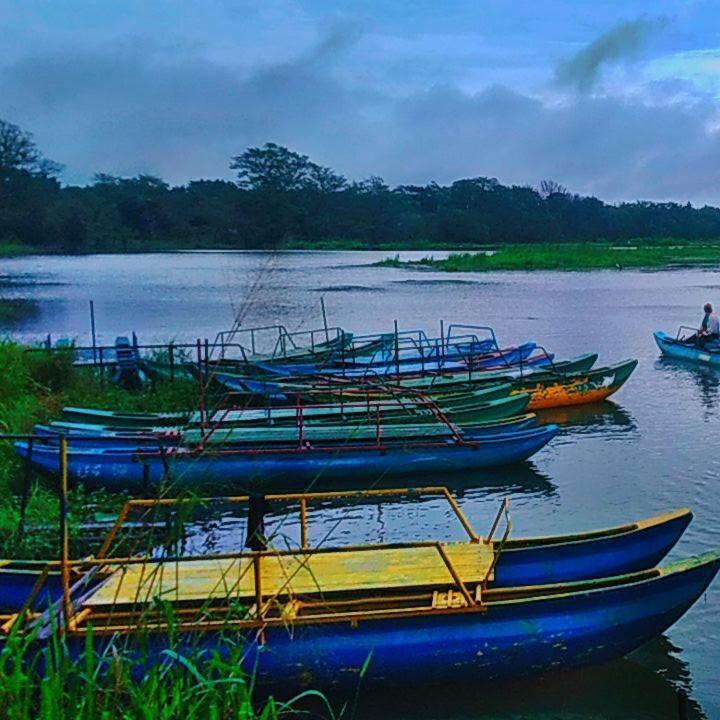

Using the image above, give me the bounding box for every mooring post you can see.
[168,342,175,383]
[321,296,329,342]
[59,436,72,626]
[17,437,33,540]
[394,319,400,379]
[89,300,97,365]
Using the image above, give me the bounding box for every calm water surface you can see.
[2,251,719,718]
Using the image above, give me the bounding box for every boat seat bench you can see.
[83,542,495,607]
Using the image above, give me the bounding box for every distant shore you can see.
[4,240,720,269]
[375,242,720,271]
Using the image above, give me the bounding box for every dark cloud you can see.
[555,17,671,92]
[2,22,720,204]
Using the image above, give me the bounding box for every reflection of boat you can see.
[656,354,720,407]
[350,635,705,719]
[536,399,636,433]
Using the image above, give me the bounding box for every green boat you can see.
[249,353,599,402]
[58,389,528,433]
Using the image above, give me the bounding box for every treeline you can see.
[3,119,720,253]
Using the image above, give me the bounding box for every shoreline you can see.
[374,243,720,272]
[3,240,720,271]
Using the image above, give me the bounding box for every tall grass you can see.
[0,341,199,558]
[0,620,336,720]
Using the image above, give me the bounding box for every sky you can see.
[2,0,720,203]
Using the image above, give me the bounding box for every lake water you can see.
[2,251,720,719]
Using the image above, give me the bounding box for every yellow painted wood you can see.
[84,542,494,607]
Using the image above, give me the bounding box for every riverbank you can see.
[376,243,720,271]
[0,342,198,558]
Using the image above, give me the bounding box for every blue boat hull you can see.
[63,554,719,687]
[0,567,64,613]
[654,330,720,366]
[258,343,544,378]
[15,426,559,492]
[496,509,692,586]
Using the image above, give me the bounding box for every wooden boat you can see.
[6,490,714,687]
[518,359,638,410]
[58,392,529,435]
[248,356,633,411]
[212,353,599,399]
[14,424,559,492]
[32,414,540,451]
[654,330,720,367]
[0,490,693,616]
[0,504,692,613]
[58,382,518,430]
[262,342,541,377]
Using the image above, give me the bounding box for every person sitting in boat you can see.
[692,303,720,347]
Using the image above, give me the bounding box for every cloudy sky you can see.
[2,0,720,203]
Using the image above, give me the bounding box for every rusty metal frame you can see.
[3,481,503,639]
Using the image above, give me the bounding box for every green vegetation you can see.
[376,242,720,272]
[0,620,335,719]
[0,341,198,558]
[4,119,720,254]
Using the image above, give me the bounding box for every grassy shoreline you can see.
[5,238,720,263]
[0,342,199,558]
[376,242,720,272]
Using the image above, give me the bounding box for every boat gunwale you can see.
[35,551,720,638]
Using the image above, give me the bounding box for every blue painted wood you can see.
[14,425,559,492]
[259,343,545,377]
[0,566,64,613]
[496,509,692,586]
[654,330,720,366]
[58,553,720,687]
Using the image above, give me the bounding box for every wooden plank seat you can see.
[83,541,494,608]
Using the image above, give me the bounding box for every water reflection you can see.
[346,636,705,720]
[170,466,555,555]
[537,400,637,437]
[655,359,720,411]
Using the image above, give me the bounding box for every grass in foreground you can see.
[376,242,720,271]
[0,620,336,720]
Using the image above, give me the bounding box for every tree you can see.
[539,179,568,198]
[306,162,346,193]
[0,119,62,178]
[230,143,311,191]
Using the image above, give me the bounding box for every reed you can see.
[0,340,199,558]
[0,619,337,720]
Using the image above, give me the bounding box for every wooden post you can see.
[196,339,206,433]
[320,296,329,342]
[18,437,33,539]
[394,319,400,379]
[168,342,175,383]
[89,301,97,365]
[59,436,72,626]
[300,498,308,549]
